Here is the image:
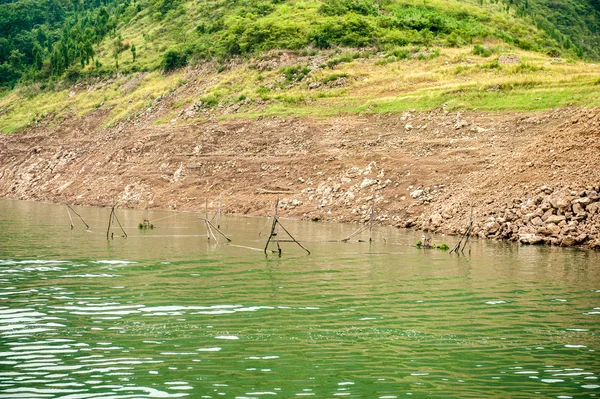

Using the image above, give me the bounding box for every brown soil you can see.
[1,106,599,248]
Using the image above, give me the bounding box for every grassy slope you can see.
[1,0,599,133]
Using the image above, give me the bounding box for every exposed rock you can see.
[573,197,592,206]
[550,196,570,211]
[441,207,454,219]
[572,202,585,215]
[359,178,378,190]
[498,55,520,64]
[545,215,566,224]
[519,234,543,245]
[560,236,577,247]
[430,212,443,227]
[587,202,600,214]
[483,220,500,234]
[537,223,560,236]
[410,189,424,199]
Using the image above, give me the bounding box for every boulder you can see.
[430,212,443,227]
[575,234,588,244]
[483,220,501,234]
[359,178,378,190]
[541,208,554,221]
[410,189,424,199]
[587,202,600,215]
[537,223,560,237]
[531,217,544,227]
[441,207,454,219]
[560,236,577,247]
[573,197,592,206]
[546,215,566,224]
[550,196,570,211]
[519,234,543,245]
[572,202,585,215]
[586,191,599,201]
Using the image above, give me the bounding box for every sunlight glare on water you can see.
[0,199,599,398]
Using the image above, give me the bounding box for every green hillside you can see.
[1,0,600,134]
[1,0,599,89]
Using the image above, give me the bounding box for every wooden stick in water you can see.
[217,193,222,229]
[68,205,90,230]
[112,209,128,238]
[208,220,219,243]
[206,219,231,242]
[66,204,75,230]
[450,205,473,254]
[276,218,310,255]
[64,195,90,230]
[264,211,279,254]
[258,216,272,237]
[340,224,368,242]
[106,206,114,240]
[369,197,375,243]
[204,219,211,242]
[274,199,281,255]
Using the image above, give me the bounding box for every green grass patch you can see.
[514,62,544,73]
[472,44,497,57]
[322,73,349,84]
[480,60,501,70]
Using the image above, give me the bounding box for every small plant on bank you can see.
[473,44,493,57]
[139,219,154,229]
[416,239,449,250]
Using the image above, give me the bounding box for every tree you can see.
[130,42,136,62]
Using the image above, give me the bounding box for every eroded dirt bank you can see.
[0,107,599,249]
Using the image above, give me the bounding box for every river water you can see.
[0,199,599,399]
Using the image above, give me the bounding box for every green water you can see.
[0,199,599,399]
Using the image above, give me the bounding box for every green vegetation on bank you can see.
[1,0,599,133]
[1,0,599,90]
[2,45,599,134]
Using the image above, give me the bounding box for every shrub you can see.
[319,0,380,16]
[389,48,411,60]
[473,44,492,57]
[199,93,220,107]
[64,65,82,82]
[322,73,348,84]
[327,52,354,68]
[311,15,375,49]
[162,48,187,71]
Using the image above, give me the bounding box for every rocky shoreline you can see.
[407,184,600,250]
[0,106,598,250]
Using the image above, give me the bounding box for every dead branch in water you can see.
[66,204,74,230]
[201,196,231,243]
[264,198,310,256]
[340,225,369,242]
[207,218,231,242]
[64,195,90,230]
[341,197,383,243]
[450,205,473,254]
[106,200,127,240]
